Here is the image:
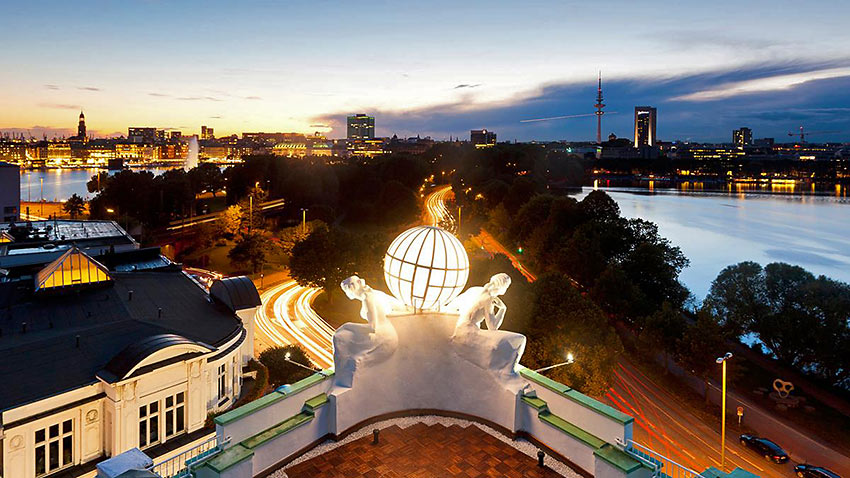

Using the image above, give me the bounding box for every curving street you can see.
[255,279,333,368]
[424,184,456,232]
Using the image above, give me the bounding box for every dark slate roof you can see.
[101,334,211,383]
[0,269,242,414]
[210,276,262,312]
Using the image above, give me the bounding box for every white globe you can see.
[383,226,469,311]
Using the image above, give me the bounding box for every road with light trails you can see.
[425,185,537,282]
[606,360,808,478]
[424,185,456,232]
[255,279,334,368]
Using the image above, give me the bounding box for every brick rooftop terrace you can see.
[285,422,565,478]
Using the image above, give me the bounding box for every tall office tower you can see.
[201,126,215,140]
[347,114,375,140]
[77,111,87,140]
[634,106,657,147]
[733,127,753,148]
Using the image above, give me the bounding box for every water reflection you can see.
[575,186,850,301]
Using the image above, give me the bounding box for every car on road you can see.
[739,434,789,463]
[795,464,842,478]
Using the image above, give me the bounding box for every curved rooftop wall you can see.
[200,314,645,478]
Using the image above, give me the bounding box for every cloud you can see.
[454,84,481,89]
[671,66,850,102]
[44,84,60,90]
[176,96,222,101]
[77,86,101,92]
[209,115,222,119]
[244,96,262,100]
[38,103,80,110]
[309,123,330,129]
[313,60,850,142]
[176,96,201,101]
[148,92,170,97]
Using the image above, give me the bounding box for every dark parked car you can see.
[739,434,789,463]
[795,464,842,478]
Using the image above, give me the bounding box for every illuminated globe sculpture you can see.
[383,226,469,311]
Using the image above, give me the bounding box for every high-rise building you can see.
[634,106,657,147]
[77,111,86,140]
[470,129,497,148]
[347,114,375,140]
[201,125,215,140]
[733,127,753,148]
[128,127,157,144]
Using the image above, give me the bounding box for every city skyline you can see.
[2,1,850,142]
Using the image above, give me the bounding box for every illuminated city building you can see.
[0,220,260,478]
[272,142,308,158]
[733,127,752,148]
[201,125,215,140]
[633,106,657,147]
[128,127,158,144]
[347,114,375,140]
[470,129,497,148]
[347,137,386,157]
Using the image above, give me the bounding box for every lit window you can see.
[35,419,73,476]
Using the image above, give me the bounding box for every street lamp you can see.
[535,352,575,374]
[716,352,733,471]
[284,351,328,376]
[300,208,307,234]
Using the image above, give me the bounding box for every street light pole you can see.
[716,352,733,471]
[301,208,307,234]
[534,353,575,373]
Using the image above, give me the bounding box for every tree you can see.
[640,302,687,374]
[217,205,242,238]
[580,190,620,223]
[239,185,268,232]
[188,163,224,196]
[289,226,384,298]
[228,231,272,273]
[677,310,729,403]
[259,345,314,387]
[278,220,325,256]
[523,274,623,398]
[703,261,767,338]
[63,194,86,219]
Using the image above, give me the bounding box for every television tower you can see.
[594,71,605,144]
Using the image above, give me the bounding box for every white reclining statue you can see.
[446,273,527,391]
[332,275,400,388]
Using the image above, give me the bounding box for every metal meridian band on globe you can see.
[383,226,469,310]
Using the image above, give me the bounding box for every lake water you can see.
[574,187,850,301]
[19,168,177,202]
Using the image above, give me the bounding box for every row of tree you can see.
[705,262,850,389]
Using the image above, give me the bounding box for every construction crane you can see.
[788,126,841,143]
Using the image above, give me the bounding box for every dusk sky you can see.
[3,0,850,142]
